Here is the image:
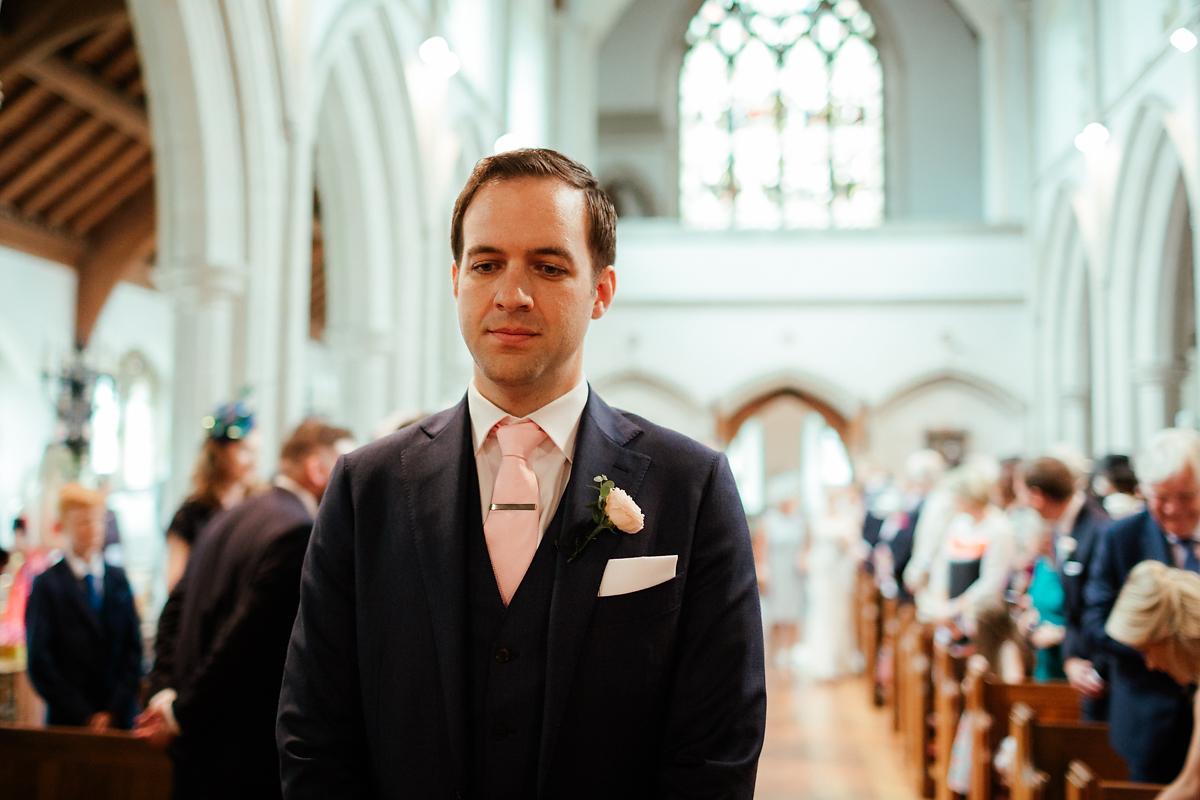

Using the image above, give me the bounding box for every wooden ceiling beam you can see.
[20,131,127,216]
[0,0,123,81]
[21,54,149,144]
[74,184,155,345]
[71,18,131,66]
[0,211,85,267]
[0,84,53,136]
[46,145,146,227]
[0,117,104,203]
[68,158,153,234]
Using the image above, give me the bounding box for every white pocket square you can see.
[597,555,678,597]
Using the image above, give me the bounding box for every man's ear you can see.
[451,261,460,299]
[592,265,616,320]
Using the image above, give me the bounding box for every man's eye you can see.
[472,262,498,273]
[538,264,566,276]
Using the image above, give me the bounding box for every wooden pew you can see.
[1065,761,1164,800]
[1008,702,1124,800]
[932,630,968,800]
[0,723,172,799]
[884,598,911,731]
[900,619,936,798]
[859,572,882,706]
[963,662,1080,800]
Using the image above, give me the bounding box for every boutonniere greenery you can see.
[558,474,645,562]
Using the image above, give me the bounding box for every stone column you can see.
[159,264,246,510]
[1133,361,1185,450]
[1059,386,1092,456]
[325,326,395,441]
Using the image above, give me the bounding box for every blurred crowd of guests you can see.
[2,402,353,800]
[855,431,1200,799]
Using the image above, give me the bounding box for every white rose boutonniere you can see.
[559,474,644,562]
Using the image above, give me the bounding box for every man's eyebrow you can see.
[528,246,574,263]
[466,245,505,258]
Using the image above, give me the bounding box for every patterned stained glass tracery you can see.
[680,0,884,229]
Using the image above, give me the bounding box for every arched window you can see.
[680,0,884,229]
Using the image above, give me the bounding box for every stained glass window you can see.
[680,0,884,229]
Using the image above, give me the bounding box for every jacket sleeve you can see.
[147,574,186,697]
[173,523,311,735]
[277,458,372,798]
[107,571,144,723]
[25,575,96,723]
[658,453,767,799]
[1081,527,1142,664]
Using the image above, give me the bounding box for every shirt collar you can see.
[273,475,320,518]
[468,377,590,461]
[65,549,104,582]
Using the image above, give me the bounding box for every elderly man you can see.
[1083,428,1200,782]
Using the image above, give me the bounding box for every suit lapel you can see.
[402,400,473,780]
[1146,514,1174,565]
[538,390,650,793]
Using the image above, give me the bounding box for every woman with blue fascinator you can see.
[162,400,260,591]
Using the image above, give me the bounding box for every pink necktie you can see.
[485,420,547,605]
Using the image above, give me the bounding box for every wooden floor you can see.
[756,668,919,800]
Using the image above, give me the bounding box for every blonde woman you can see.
[1107,561,1200,800]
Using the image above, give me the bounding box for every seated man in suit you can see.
[25,484,142,730]
[1016,456,1110,713]
[1083,428,1200,782]
[136,418,353,800]
[278,148,767,798]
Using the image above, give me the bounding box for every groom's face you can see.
[453,176,614,404]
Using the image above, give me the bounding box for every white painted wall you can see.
[0,248,173,544]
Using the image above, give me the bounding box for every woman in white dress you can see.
[759,498,807,666]
[797,486,862,680]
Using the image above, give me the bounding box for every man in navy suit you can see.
[136,419,353,799]
[1017,456,1110,717]
[25,484,142,730]
[1083,428,1200,782]
[277,149,767,798]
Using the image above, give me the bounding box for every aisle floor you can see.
[755,669,920,800]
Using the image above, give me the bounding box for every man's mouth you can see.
[488,328,539,345]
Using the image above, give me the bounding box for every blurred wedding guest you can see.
[1017,457,1111,701]
[1106,561,1200,800]
[869,449,944,602]
[137,419,353,800]
[25,485,142,730]
[1091,454,1144,520]
[759,479,807,666]
[798,485,863,679]
[995,457,1044,576]
[1084,428,1200,783]
[900,450,958,606]
[922,463,1016,623]
[164,400,260,591]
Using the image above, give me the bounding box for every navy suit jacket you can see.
[170,486,313,793]
[277,391,767,798]
[25,559,142,728]
[1082,510,1195,774]
[1059,499,1110,662]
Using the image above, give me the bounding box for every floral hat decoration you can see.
[202,399,256,443]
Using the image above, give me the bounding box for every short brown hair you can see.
[450,148,617,276]
[280,418,353,464]
[1022,456,1076,503]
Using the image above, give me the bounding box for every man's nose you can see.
[494,270,533,310]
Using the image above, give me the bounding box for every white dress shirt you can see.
[467,377,589,542]
[65,549,105,600]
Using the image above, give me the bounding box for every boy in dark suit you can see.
[25,484,143,729]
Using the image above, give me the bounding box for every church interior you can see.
[3,0,1200,797]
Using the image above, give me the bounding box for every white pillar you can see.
[1134,362,1183,449]
[1059,386,1092,456]
[159,265,246,509]
[325,326,394,440]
